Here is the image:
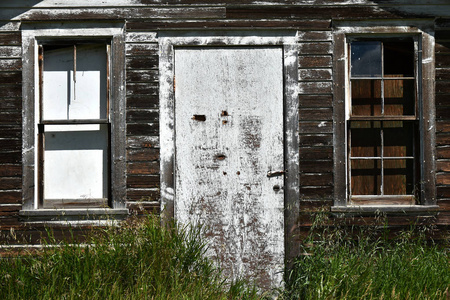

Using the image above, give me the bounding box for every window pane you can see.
[384,40,414,77]
[350,121,381,158]
[351,79,382,116]
[71,44,107,120]
[384,79,415,116]
[42,44,107,121]
[351,41,382,77]
[351,159,381,195]
[384,159,414,195]
[383,121,415,157]
[43,124,108,200]
[42,45,73,120]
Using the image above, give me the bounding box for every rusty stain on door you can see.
[174,47,284,289]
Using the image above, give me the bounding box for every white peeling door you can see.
[174,47,284,288]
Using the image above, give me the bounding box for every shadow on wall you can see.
[371,0,450,18]
[0,0,44,27]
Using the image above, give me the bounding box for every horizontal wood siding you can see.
[0,24,22,232]
[125,29,160,216]
[0,1,448,244]
[435,18,450,226]
[298,28,334,213]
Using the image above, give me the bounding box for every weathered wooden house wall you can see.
[0,0,449,289]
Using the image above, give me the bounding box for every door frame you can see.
[159,30,300,266]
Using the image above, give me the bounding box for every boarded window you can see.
[38,43,110,208]
[348,38,418,205]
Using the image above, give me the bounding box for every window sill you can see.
[19,208,129,223]
[331,205,439,215]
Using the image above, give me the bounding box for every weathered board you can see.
[174,47,285,289]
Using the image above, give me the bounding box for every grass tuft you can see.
[0,216,260,300]
[281,214,450,300]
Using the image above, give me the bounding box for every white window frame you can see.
[20,23,127,220]
[332,21,438,213]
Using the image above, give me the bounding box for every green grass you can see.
[282,221,450,300]
[0,217,260,300]
[0,215,448,299]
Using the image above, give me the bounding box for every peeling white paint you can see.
[174,47,285,289]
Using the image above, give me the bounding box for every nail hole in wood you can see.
[192,115,206,121]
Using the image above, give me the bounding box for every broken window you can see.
[348,38,419,205]
[38,43,110,208]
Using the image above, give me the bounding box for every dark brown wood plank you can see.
[299,95,332,107]
[299,147,333,160]
[126,83,158,96]
[437,122,450,133]
[127,19,331,30]
[226,6,405,20]
[299,42,332,54]
[0,98,21,110]
[437,186,450,198]
[0,72,21,84]
[127,95,159,109]
[299,108,333,121]
[437,160,450,172]
[0,191,21,204]
[127,189,160,202]
[13,7,226,21]
[0,139,20,151]
[0,152,21,164]
[300,186,333,200]
[435,30,450,40]
[436,54,450,68]
[300,173,333,186]
[437,134,450,146]
[300,160,333,173]
[299,121,332,134]
[299,69,332,81]
[0,126,21,139]
[298,31,331,42]
[436,106,450,120]
[0,59,21,71]
[127,175,160,188]
[0,46,21,58]
[437,173,450,185]
[127,148,160,162]
[300,134,332,147]
[299,199,333,211]
[126,136,160,149]
[126,56,158,70]
[299,81,333,94]
[435,94,450,106]
[0,178,21,190]
[126,70,159,83]
[126,43,158,56]
[436,42,450,54]
[299,55,332,68]
[0,33,20,46]
[436,81,450,93]
[127,162,159,175]
[126,110,159,123]
[0,112,21,125]
[0,84,21,97]
[126,123,159,136]
[437,147,450,159]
